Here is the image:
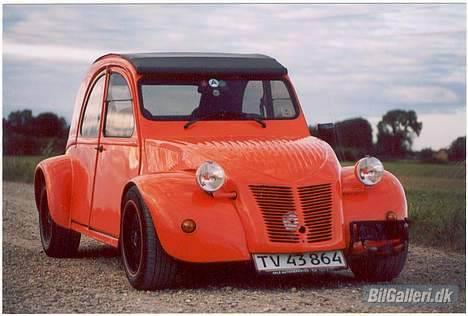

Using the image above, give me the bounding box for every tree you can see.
[7,110,34,134]
[335,118,373,152]
[309,118,373,161]
[376,110,422,158]
[33,112,68,137]
[419,147,435,163]
[448,136,466,161]
[3,109,69,156]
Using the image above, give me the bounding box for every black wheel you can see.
[38,186,81,258]
[348,243,408,282]
[120,187,179,290]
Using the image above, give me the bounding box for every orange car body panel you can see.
[132,172,251,262]
[139,136,347,261]
[35,156,73,229]
[36,54,408,263]
[341,167,408,245]
[90,138,140,237]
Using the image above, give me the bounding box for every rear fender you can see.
[130,172,250,263]
[341,166,408,244]
[34,155,73,229]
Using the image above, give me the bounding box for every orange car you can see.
[35,53,408,290]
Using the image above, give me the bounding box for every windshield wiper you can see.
[184,112,225,129]
[184,112,267,129]
[247,117,267,128]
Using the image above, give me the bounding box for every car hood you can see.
[145,136,339,183]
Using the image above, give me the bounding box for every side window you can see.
[271,80,295,118]
[81,75,105,138]
[104,73,135,137]
[242,81,265,116]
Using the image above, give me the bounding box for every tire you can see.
[120,187,179,290]
[38,186,81,258]
[348,243,408,282]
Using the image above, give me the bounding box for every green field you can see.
[384,161,466,251]
[3,156,46,183]
[2,156,466,251]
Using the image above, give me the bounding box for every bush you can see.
[3,109,68,156]
[3,132,66,156]
[334,146,369,162]
[448,136,466,161]
[418,148,435,163]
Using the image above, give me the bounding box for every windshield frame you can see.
[136,75,301,122]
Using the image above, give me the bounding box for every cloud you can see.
[384,86,460,105]
[2,4,466,150]
[3,40,103,63]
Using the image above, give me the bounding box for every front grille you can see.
[249,185,300,243]
[298,184,333,243]
[250,183,334,244]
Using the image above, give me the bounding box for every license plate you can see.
[253,250,346,274]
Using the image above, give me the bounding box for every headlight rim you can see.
[195,161,226,193]
[354,156,385,186]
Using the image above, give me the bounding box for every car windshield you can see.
[140,78,298,121]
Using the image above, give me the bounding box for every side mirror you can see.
[315,123,336,146]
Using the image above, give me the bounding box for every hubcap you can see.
[123,201,143,276]
[40,191,52,246]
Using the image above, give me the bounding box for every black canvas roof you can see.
[97,53,288,76]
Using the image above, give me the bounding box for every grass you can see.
[384,161,466,252]
[3,155,466,251]
[3,155,47,183]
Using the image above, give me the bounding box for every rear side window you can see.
[104,73,135,137]
[81,75,105,138]
[271,80,295,118]
[242,81,265,116]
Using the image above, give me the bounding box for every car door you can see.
[89,69,140,237]
[70,72,107,226]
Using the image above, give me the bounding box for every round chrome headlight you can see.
[196,161,225,192]
[355,156,384,186]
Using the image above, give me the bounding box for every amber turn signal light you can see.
[181,219,196,233]
[386,211,398,221]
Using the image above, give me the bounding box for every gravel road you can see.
[3,181,465,313]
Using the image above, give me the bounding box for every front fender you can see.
[131,172,250,263]
[34,155,72,229]
[341,166,408,243]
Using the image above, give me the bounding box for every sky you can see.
[2,4,466,150]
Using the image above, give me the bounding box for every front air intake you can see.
[250,183,334,244]
[249,185,300,243]
[298,184,333,243]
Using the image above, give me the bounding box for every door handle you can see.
[94,145,105,153]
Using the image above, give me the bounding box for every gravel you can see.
[3,181,466,313]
